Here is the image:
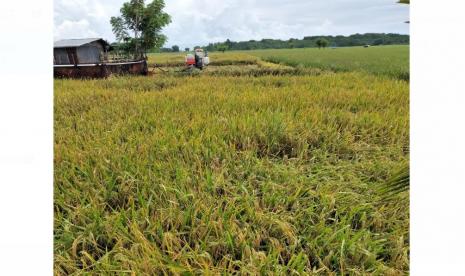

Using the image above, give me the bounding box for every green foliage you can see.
[316,38,329,49]
[185,47,190,52]
[171,45,180,52]
[373,38,384,46]
[216,44,229,53]
[110,0,171,57]
[158,47,174,53]
[110,17,129,42]
[109,41,136,59]
[203,33,409,52]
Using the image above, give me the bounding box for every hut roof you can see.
[54,38,109,48]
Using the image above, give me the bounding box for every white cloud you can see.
[54,19,98,39]
[54,0,409,48]
[54,0,120,40]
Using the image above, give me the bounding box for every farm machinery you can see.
[185,48,209,70]
[151,48,210,74]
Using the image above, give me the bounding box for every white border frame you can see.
[0,0,53,275]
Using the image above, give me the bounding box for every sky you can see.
[54,0,409,49]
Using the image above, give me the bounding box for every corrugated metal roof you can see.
[54,38,105,48]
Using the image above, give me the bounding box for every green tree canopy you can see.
[110,0,171,58]
[316,38,329,49]
[172,45,180,52]
[216,44,229,53]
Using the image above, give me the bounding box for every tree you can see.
[110,0,171,59]
[288,39,296,49]
[316,38,329,49]
[172,45,179,52]
[225,39,233,49]
[185,47,190,52]
[216,44,228,53]
[373,38,384,46]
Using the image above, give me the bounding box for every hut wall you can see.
[54,48,70,65]
[76,44,102,64]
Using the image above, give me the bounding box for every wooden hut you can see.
[54,38,147,78]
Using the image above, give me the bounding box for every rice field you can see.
[148,52,259,67]
[55,47,409,274]
[248,45,409,80]
[148,45,409,80]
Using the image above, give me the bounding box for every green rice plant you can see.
[54,53,409,274]
[247,45,409,80]
[148,45,409,80]
[378,164,409,200]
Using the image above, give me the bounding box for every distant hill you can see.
[200,33,409,52]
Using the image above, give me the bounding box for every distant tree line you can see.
[200,33,409,52]
[153,45,180,53]
[152,45,202,53]
[150,45,193,53]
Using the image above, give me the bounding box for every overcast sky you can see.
[54,0,409,49]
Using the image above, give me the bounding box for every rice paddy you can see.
[249,45,410,80]
[55,46,409,274]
